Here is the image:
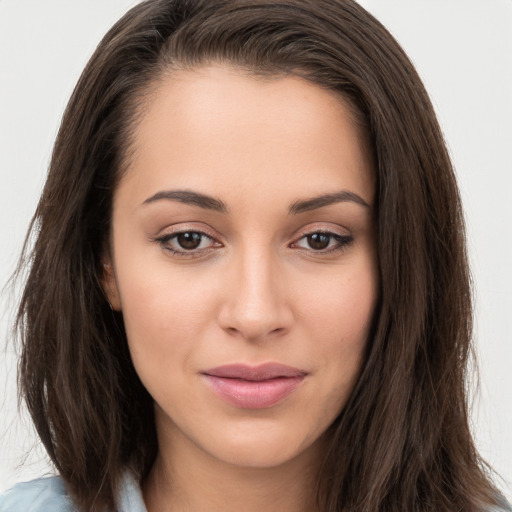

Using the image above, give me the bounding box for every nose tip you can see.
[217,259,293,342]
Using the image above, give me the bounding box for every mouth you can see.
[201,363,308,409]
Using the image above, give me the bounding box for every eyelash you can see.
[155,229,353,258]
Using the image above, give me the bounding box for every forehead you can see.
[118,64,374,208]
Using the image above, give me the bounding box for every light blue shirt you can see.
[1,472,510,512]
[0,472,147,512]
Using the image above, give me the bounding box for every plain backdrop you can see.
[1,0,511,500]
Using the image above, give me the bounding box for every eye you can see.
[156,230,220,255]
[292,231,353,253]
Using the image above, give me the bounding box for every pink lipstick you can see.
[202,363,307,409]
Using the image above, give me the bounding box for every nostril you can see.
[223,324,287,341]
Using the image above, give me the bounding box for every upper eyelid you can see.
[291,232,352,246]
[291,224,350,240]
[157,230,219,247]
[159,229,214,239]
[154,223,220,240]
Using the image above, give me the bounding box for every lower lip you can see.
[202,375,304,409]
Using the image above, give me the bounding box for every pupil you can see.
[177,232,202,250]
[307,233,330,250]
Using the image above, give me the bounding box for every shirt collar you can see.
[117,471,147,512]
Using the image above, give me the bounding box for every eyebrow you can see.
[288,190,370,214]
[142,188,369,215]
[142,189,228,213]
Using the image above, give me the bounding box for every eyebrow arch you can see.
[142,189,228,213]
[289,190,370,214]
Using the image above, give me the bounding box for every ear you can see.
[100,257,122,311]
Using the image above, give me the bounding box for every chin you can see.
[199,420,326,470]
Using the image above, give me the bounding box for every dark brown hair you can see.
[16,0,501,510]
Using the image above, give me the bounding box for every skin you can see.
[103,65,378,512]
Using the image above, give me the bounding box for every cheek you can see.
[115,265,228,416]
[296,257,377,405]
[113,250,221,371]
[300,258,377,347]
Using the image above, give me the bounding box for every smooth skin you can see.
[103,65,378,512]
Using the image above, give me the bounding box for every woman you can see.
[1,0,509,511]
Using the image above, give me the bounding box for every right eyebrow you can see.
[141,189,228,214]
[288,190,370,215]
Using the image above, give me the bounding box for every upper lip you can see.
[202,363,307,381]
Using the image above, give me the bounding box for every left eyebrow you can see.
[288,190,370,215]
[141,189,228,213]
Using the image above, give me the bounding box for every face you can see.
[104,65,378,471]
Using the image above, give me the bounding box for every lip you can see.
[201,363,307,409]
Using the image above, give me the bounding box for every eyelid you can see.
[153,222,220,241]
[291,222,351,240]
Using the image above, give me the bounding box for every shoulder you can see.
[0,476,75,512]
[0,472,147,512]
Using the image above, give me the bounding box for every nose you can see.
[217,247,293,341]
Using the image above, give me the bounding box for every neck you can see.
[142,424,323,512]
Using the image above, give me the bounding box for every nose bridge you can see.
[219,241,291,340]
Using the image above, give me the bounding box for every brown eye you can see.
[306,233,331,250]
[156,229,221,257]
[176,232,203,249]
[292,231,354,253]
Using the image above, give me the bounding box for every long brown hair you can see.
[16,0,501,510]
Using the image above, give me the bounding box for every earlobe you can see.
[101,259,122,311]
